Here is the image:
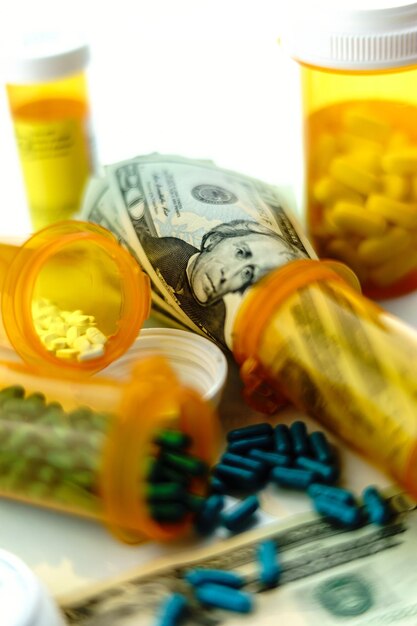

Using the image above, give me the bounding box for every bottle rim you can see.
[281,2,417,70]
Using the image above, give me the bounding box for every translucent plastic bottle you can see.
[283,2,417,299]
[4,32,93,229]
[232,258,417,499]
[0,355,219,543]
[0,220,150,376]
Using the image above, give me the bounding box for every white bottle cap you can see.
[281,1,417,70]
[0,549,66,626]
[2,31,89,84]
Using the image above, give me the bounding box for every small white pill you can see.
[77,344,105,361]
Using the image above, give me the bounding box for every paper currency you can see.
[81,154,315,349]
[60,490,417,625]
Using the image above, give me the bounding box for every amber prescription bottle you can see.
[283,3,417,299]
[4,32,93,230]
[0,220,150,376]
[233,258,417,500]
[0,355,219,543]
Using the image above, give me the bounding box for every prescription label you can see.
[306,100,417,299]
[13,104,92,229]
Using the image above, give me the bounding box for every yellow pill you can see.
[49,338,68,351]
[330,157,380,196]
[387,131,410,150]
[56,348,79,359]
[77,345,105,362]
[73,335,91,352]
[342,109,391,143]
[40,332,60,346]
[66,325,82,343]
[68,313,91,326]
[369,247,417,286]
[337,132,382,155]
[381,148,417,175]
[313,176,363,205]
[86,327,107,345]
[312,133,337,174]
[345,149,380,174]
[381,174,410,201]
[357,227,411,266]
[325,238,368,282]
[366,194,417,229]
[330,201,387,237]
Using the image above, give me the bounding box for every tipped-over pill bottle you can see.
[0,355,219,543]
[232,258,417,499]
[0,220,150,376]
[282,2,417,299]
[3,32,93,230]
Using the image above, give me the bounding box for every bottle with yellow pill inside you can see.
[282,2,417,299]
[3,32,94,230]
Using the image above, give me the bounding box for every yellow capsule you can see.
[342,109,391,143]
[387,131,410,150]
[381,174,410,201]
[366,194,417,229]
[381,148,417,175]
[312,176,363,205]
[345,149,381,174]
[312,133,337,174]
[330,201,387,237]
[330,157,380,196]
[337,132,382,155]
[357,227,411,266]
[369,247,417,286]
[56,348,79,359]
[325,238,368,282]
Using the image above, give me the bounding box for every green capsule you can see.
[149,502,188,522]
[146,482,187,502]
[153,430,191,451]
[162,452,208,477]
[185,493,206,512]
[46,451,75,471]
[2,398,42,419]
[147,459,191,486]
[39,409,65,425]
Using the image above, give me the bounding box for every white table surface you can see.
[0,0,416,606]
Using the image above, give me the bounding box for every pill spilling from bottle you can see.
[32,298,108,362]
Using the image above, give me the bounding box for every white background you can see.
[0,0,417,605]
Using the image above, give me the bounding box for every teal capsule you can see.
[362,486,392,525]
[249,449,292,468]
[227,423,273,442]
[221,452,266,475]
[162,451,208,477]
[309,431,333,464]
[157,593,188,626]
[274,424,292,456]
[307,483,355,505]
[194,494,224,534]
[146,482,187,502]
[194,583,253,613]
[228,435,272,454]
[289,421,309,456]
[295,456,339,483]
[214,463,259,492]
[271,466,316,490]
[221,495,259,532]
[185,568,246,588]
[313,495,362,528]
[257,539,281,587]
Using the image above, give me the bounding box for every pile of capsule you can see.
[192,420,393,535]
[0,384,109,512]
[308,106,417,293]
[32,298,108,361]
[156,539,281,624]
[146,430,209,524]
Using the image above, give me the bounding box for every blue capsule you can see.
[309,431,333,464]
[194,494,224,535]
[273,424,292,456]
[271,466,316,490]
[185,568,246,588]
[195,583,254,613]
[228,435,272,454]
[257,539,281,587]
[210,476,227,494]
[222,452,266,475]
[313,494,362,528]
[227,422,273,442]
[156,593,188,626]
[362,486,392,525]
[214,463,259,491]
[249,449,292,468]
[289,421,309,456]
[295,456,339,483]
[221,495,260,532]
[307,483,355,505]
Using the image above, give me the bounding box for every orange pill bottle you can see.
[232,259,417,500]
[0,220,150,377]
[282,2,417,299]
[4,33,94,230]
